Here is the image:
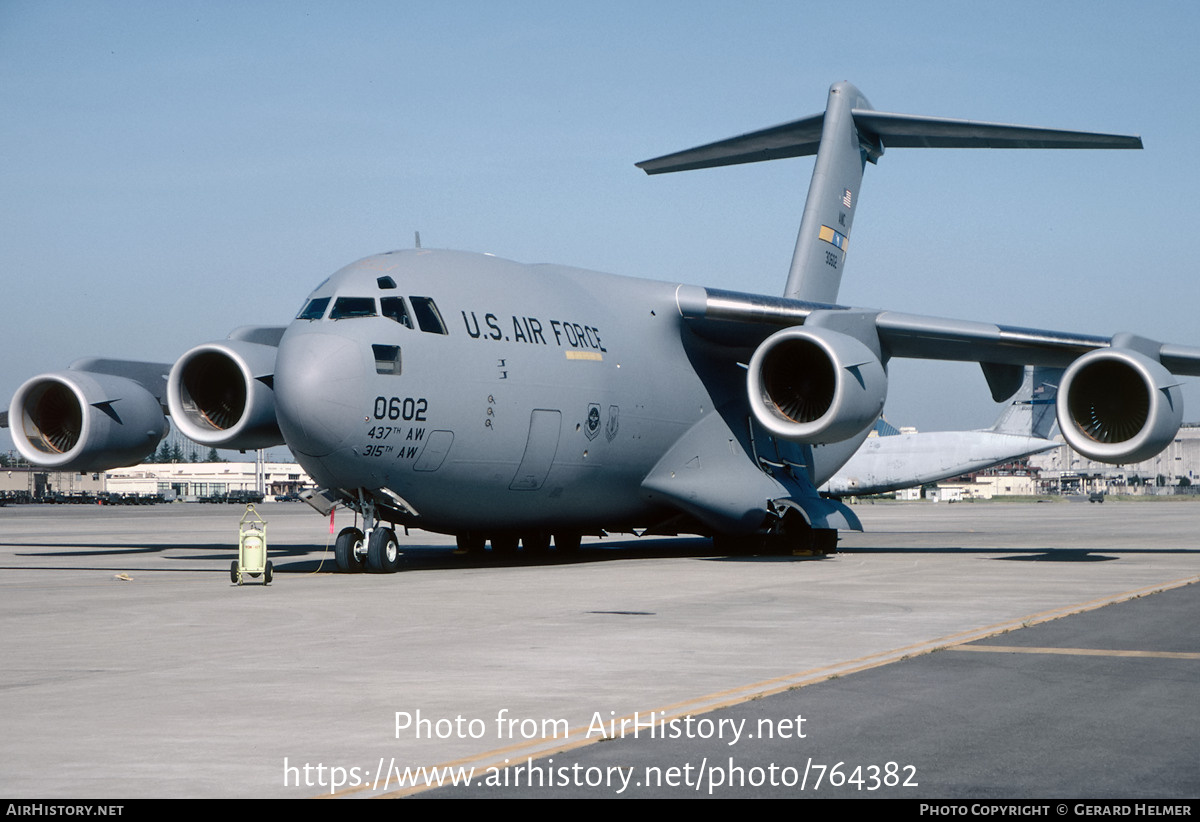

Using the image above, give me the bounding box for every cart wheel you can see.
[230,560,239,585]
[264,561,273,585]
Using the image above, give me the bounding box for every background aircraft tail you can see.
[637,83,1141,304]
[989,366,1061,439]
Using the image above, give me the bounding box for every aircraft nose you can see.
[274,331,366,458]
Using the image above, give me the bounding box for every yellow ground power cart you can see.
[231,504,273,585]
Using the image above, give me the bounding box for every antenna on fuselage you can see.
[414,231,422,249]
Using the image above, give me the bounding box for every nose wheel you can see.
[367,527,402,573]
[334,527,366,573]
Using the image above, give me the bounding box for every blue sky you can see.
[3,0,1198,452]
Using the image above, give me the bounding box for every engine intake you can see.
[167,340,284,450]
[1057,347,1182,464]
[9,372,167,472]
[747,327,887,444]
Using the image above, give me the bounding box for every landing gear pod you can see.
[1057,347,1183,464]
[747,326,887,444]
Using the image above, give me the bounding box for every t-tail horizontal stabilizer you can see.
[637,82,1142,305]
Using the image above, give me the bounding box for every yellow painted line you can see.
[950,645,1200,660]
[565,350,603,361]
[327,574,1197,798]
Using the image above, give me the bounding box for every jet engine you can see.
[8,371,167,472]
[747,326,887,444]
[167,340,284,450]
[1057,347,1182,464]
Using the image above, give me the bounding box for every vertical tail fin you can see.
[783,82,876,303]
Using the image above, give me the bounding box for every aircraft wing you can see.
[676,286,1200,375]
[677,284,1198,467]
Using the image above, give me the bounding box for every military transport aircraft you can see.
[821,366,1061,498]
[7,82,1200,571]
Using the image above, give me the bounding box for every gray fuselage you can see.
[274,248,810,535]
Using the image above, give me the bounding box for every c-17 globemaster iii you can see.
[6,81,1199,571]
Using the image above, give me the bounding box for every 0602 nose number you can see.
[372,396,428,421]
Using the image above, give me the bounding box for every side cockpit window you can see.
[410,296,448,335]
[381,297,413,329]
[329,297,377,319]
[297,297,330,320]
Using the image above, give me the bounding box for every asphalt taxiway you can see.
[0,500,1196,798]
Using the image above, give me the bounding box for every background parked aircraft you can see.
[822,367,1060,497]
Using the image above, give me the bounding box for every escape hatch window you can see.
[329,297,377,319]
[410,296,448,335]
[381,296,413,329]
[376,276,397,290]
[296,297,330,320]
[372,344,402,376]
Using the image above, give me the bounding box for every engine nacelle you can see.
[747,326,887,444]
[9,372,167,472]
[1057,347,1182,464]
[167,340,284,450]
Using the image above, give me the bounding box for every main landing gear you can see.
[712,526,838,557]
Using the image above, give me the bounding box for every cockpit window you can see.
[410,296,448,335]
[329,297,377,319]
[376,276,397,290]
[297,297,330,320]
[380,297,413,329]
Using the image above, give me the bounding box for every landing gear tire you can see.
[522,532,551,554]
[455,533,485,555]
[553,532,581,553]
[491,535,519,555]
[713,534,767,555]
[813,529,838,555]
[367,527,401,573]
[335,527,366,573]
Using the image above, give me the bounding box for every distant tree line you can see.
[142,434,225,464]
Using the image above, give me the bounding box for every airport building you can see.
[0,461,312,502]
[931,472,1041,501]
[107,461,312,499]
[0,465,106,500]
[1027,423,1200,496]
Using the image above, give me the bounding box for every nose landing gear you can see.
[333,495,403,574]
